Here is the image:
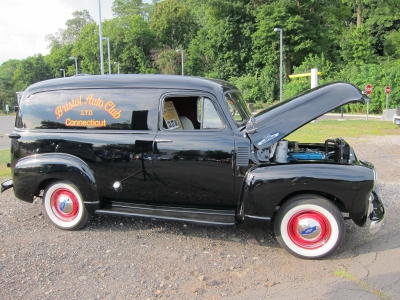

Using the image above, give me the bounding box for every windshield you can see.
[224,90,251,127]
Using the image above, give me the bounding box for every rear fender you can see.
[13,153,99,209]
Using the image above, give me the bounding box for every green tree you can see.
[230,65,276,105]
[13,55,52,90]
[45,44,76,77]
[150,0,197,49]
[154,49,182,75]
[186,0,254,79]
[384,30,400,58]
[284,54,335,99]
[339,25,376,65]
[72,22,102,74]
[112,0,153,18]
[0,60,21,111]
[364,0,400,56]
[45,10,94,49]
[251,0,348,75]
[103,16,157,74]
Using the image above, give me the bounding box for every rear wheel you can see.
[274,195,345,259]
[43,181,90,231]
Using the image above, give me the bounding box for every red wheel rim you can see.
[287,210,331,249]
[50,188,80,222]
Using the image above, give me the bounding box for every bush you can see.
[230,65,276,105]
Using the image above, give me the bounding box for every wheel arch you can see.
[274,190,348,220]
[12,153,99,211]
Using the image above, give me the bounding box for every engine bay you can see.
[257,137,356,164]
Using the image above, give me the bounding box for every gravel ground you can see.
[0,134,399,300]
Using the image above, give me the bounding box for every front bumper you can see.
[1,179,13,193]
[367,191,386,234]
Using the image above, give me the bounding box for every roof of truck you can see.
[24,74,238,97]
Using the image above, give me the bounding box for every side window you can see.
[198,98,224,129]
[163,96,223,130]
[18,89,159,131]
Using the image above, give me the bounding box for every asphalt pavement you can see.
[0,115,15,150]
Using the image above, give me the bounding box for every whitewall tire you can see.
[43,181,90,231]
[274,195,345,259]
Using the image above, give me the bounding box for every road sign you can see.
[365,84,372,95]
[385,86,390,120]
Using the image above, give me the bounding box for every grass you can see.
[287,120,399,143]
[0,112,16,117]
[0,149,11,177]
[334,268,390,299]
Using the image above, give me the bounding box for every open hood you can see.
[245,82,368,150]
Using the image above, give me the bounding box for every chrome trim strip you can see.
[245,215,271,221]
[236,146,249,167]
[94,210,235,226]
[155,139,173,143]
[84,201,100,205]
[111,202,235,216]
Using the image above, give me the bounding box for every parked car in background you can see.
[393,107,400,126]
[2,75,385,259]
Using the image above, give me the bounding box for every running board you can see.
[95,202,236,226]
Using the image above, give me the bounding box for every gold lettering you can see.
[56,94,122,120]
[55,106,63,119]
[55,95,83,118]
[104,101,121,119]
[65,118,107,127]
[80,110,93,116]
[84,94,104,107]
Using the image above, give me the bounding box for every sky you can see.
[0,0,115,65]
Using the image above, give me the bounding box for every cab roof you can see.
[24,74,238,97]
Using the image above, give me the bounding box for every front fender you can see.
[241,163,374,226]
[13,153,99,206]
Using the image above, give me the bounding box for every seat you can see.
[180,116,194,130]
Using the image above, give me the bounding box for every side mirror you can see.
[14,106,19,112]
[245,116,258,134]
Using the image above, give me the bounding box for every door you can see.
[153,95,236,208]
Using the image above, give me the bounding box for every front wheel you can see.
[274,195,345,259]
[43,180,90,231]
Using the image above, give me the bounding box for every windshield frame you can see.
[223,90,251,127]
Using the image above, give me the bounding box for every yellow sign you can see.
[163,101,182,129]
[288,72,322,78]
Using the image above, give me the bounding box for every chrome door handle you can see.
[155,139,173,143]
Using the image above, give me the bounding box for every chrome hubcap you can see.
[50,188,79,222]
[56,195,74,214]
[288,210,331,249]
[296,218,322,241]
